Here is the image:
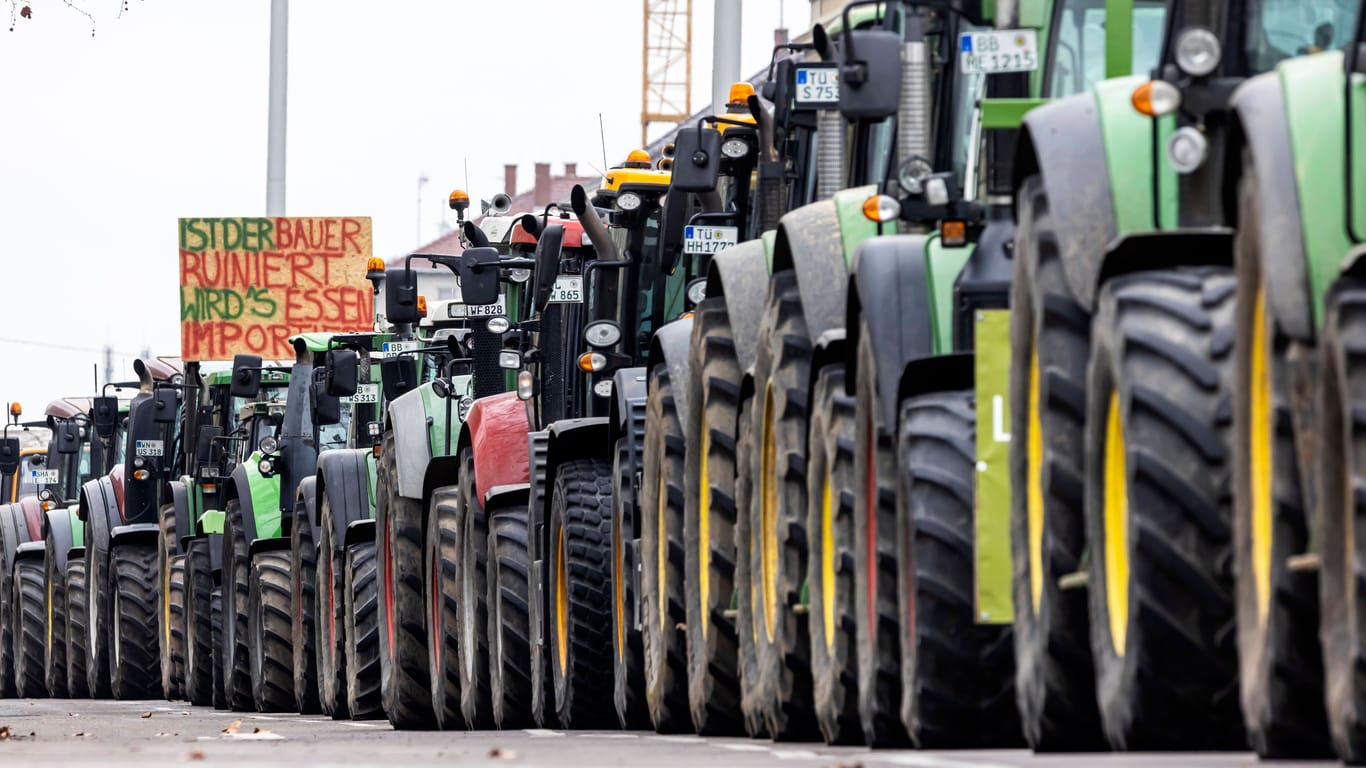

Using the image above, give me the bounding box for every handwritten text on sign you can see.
[179,217,375,361]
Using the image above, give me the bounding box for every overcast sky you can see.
[0,0,809,412]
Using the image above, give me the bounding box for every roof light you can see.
[366,257,386,279]
[1174,27,1221,77]
[861,194,901,223]
[728,82,756,105]
[617,192,643,211]
[449,189,470,210]
[8,403,20,417]
[626,149,652,167]
[1131,80,1181,117]
[417,295,428,317]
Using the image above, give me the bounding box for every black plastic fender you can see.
[169,479,192,548]
[647,317,695,431]
[343,518,375,550]
[770,199,849,342]
[1228,74,1312,341]
[1014,92,1117,311]
[421,455,462,516]
[248,535,291,558]
[704,238,771,373]
[484,483,530,510]
[0,504,23,577]
[846,235,938,429]
[539,417,612,555]
[14,540,44,561]
[111,523,160,548]
[295,475,317,547]
[315,449,371,558]
[79,476,119,554]
[227,464,259,544]
[45,508,75,573]
[897,353,975,406]
[1096,229,1234,292]
[612,367,649,438]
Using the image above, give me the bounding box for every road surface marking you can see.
[523,728,565,738]
[879,755,1020,768]
[576,733,640,739]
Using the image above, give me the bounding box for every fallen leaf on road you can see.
[180,712,190,717]
[188,750,205,761]
[1,726,11,740]
[141,712,152,719]
[488,747,518,760]
[253,727,271,735]
[221,720,241,735]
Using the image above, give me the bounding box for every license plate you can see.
[547,276,583,304]
[135,439,164,457]
[794,66,839,105]
[465,297,508,318]
[342,383,380,405]
[383,341,417,354]
[959,30,1039,74]
[30,469,59,485]
[683,225,739,255]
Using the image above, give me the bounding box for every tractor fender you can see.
[770,198,852,342]
[810,329,849,391]
[846,235,938,429]
[462,392,533,507]
[704,238,772,372]
[537,418,612,577]
[526,430,550,565]
[248,536,291,558]
[14,497,43,544]
[1228,74,1312,341]
[609,368,648,496]
[226,464,260,544]
[1015,92,1117,310]
[612,367,649,435]
[14,540,44,560]
[897,353,976,407]
[387,386,433,501]
[421,456,462,515]
[647,317,695,430]
[1096,229,1234,292]
[0,505,23,576]
[168,479,192,546]
[315,449,371,556]
[294,474,317,544]
[78,475,120,551]
[484,483,530,510]
[45,507,75,573]
[344,518,376,550]
[110,523,160,548]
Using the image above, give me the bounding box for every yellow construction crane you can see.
[641,0,693,146]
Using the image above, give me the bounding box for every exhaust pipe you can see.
[570,185,620,261]
[898,13,932,185]
[814,23,842,201]
[133,359,154,394]
[748,94,778,164]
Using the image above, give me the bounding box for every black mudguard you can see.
[646,318,695,431]
[421,454,462,515]
[111,524,160,548]
[248,536,291,557]
[771,199,849,342]
[45,509,75,573]
[343,518,375,550]
[1096,229,1234,291]
[295,475,317,547]
[169,480,192,547]
[315,449,371,557]
[14,541,44,560]
[227,465,259,544]
[0,505,23,576]
[705,238,771,373]
[79,476,119,559]
[484,483,530,510]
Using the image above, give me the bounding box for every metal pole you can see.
[712,0,741,115]
[416,173,429,245]
[266,0,289,216]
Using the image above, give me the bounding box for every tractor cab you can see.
[0,404,53,506]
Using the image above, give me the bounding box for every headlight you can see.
[593,380,614,398]
[898,155,934,195]
[1166,127,1208,174]
[170,374,185,386]
[447,303,466,318]
[259,435,279,455]
[1174,27,1220,77]
[457,396,473,421]
[367,422,382,438]
[486,316,511,334]
[925,177,950,207]
[617,191,643,211]
[583,320,622,348]
[686,278,707,305]
[499,350,522,369]
[508,267,532,283]
[517,370,535,400]
[721,138,750,159]
[258,458,274,475]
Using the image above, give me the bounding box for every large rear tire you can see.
[456,447,494,728]
[346,541,383,719]
[168,556,187,700]
[487,502,535,729]
[184,538,213,705]
[0,509,21,698]
[376,431,436,728]
[733,392,769,738]
[65,557,90,698]
[248,550,294,712]
[805,365,860,745]
[220,500,252,710]
[110,542,160,700]
[610,437,649,729]
[316,490,349,718]
[83,530,111,699]
[1008,174,1103,750]
[44,534,69,698]
[426,484,464,729]
[211,587,225,709]
[291,493,322,713]
[684,295,744,735]
[640,364,691,732]
[158,503,185,701]
[1085,269,1242,749]
[13,558,47,697]
[547,458,616,729]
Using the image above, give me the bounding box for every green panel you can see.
[1095,76,1156,235]
[418,381,461,460]
[1020,0,1050,98]
[1281,51,1357,329]
[1155,114,1179,229]
[762,230,777,273]
[244,450,283,539]
[199,509,225,535]
[980,98,1047,130]
[973,309,1013,624]
[833,185,882,269]
[366,452,378,515]
[924,236,974,355]
[67,505,84,548]
[1104,0,1133,80]
[288,332,335,353]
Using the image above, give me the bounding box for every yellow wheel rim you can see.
[1027,345,1046,613]
[760,383,779,643]
[657,461,668,634]
[556,527,568,674]
[163,554,172,652]
[1103,391,1130,657]
[821,466,835,650]
[698,412,711,637]
[1249,287,1274,623]
[613,499,625,662]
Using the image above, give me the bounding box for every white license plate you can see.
[959,30,1039,74]
[383,341,417,354]
[342,383,380,405]
[465,297,507,318]
[30,469,59,485]
[683,225,739,255]
[135,439,164,457]
[794,66,839,104]
[547,276,583,304]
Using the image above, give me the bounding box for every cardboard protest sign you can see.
[179,217,375,361]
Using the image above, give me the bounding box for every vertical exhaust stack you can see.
[897,12,932,189]
[570,185,621,262]
[813,24,843,201]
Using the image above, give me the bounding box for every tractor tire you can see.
[1317,280,1366,763]
[805,365,860,745]
[1232,156,1331,758]
[1007,174,1103,750]
[486,502,535,729]
[12,558,47,697]
[83,532,112,699]
[375,431,436,728]
[65,558,90,698]
[610,436,649,730]
[853,316,912,749]
[749,270,817,741]
[639,364,691,732]
[248,550,294,712]
[456,447,494,728]
[896,390,1020,747]
[110,542,160,699]
[683,295,744,735]
[44,531,69,698]
[1084,268,1242,749]
[290,495,322,713]
[220,500,253,710]
[732,392,769,738]
[345,541,383,719]
[211,587,226,709]
[0,509,19,698]
[184,538,213,706]
[168,555,187,700]
[316,490,349,718]
[425,485,464,729]
[157,502,185,701]
[547,458,616,729]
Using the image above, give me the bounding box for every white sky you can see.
[0,0,810,412]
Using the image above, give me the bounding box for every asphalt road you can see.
[0,698,1338,767]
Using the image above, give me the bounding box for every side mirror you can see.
[56,421,81,455]
[839,24,901,119]
[92,396,118,440]
[670,125,722,193]
[311,380,341,426]
[385,267,421,325]
[231,354,263,399]
[194,425,221,468]
[0,438,19,476]
[152,387,178,423]
[457,247,502,306]
[325,349,360,397]
[380,356,418,404]
[534,224,566,311]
